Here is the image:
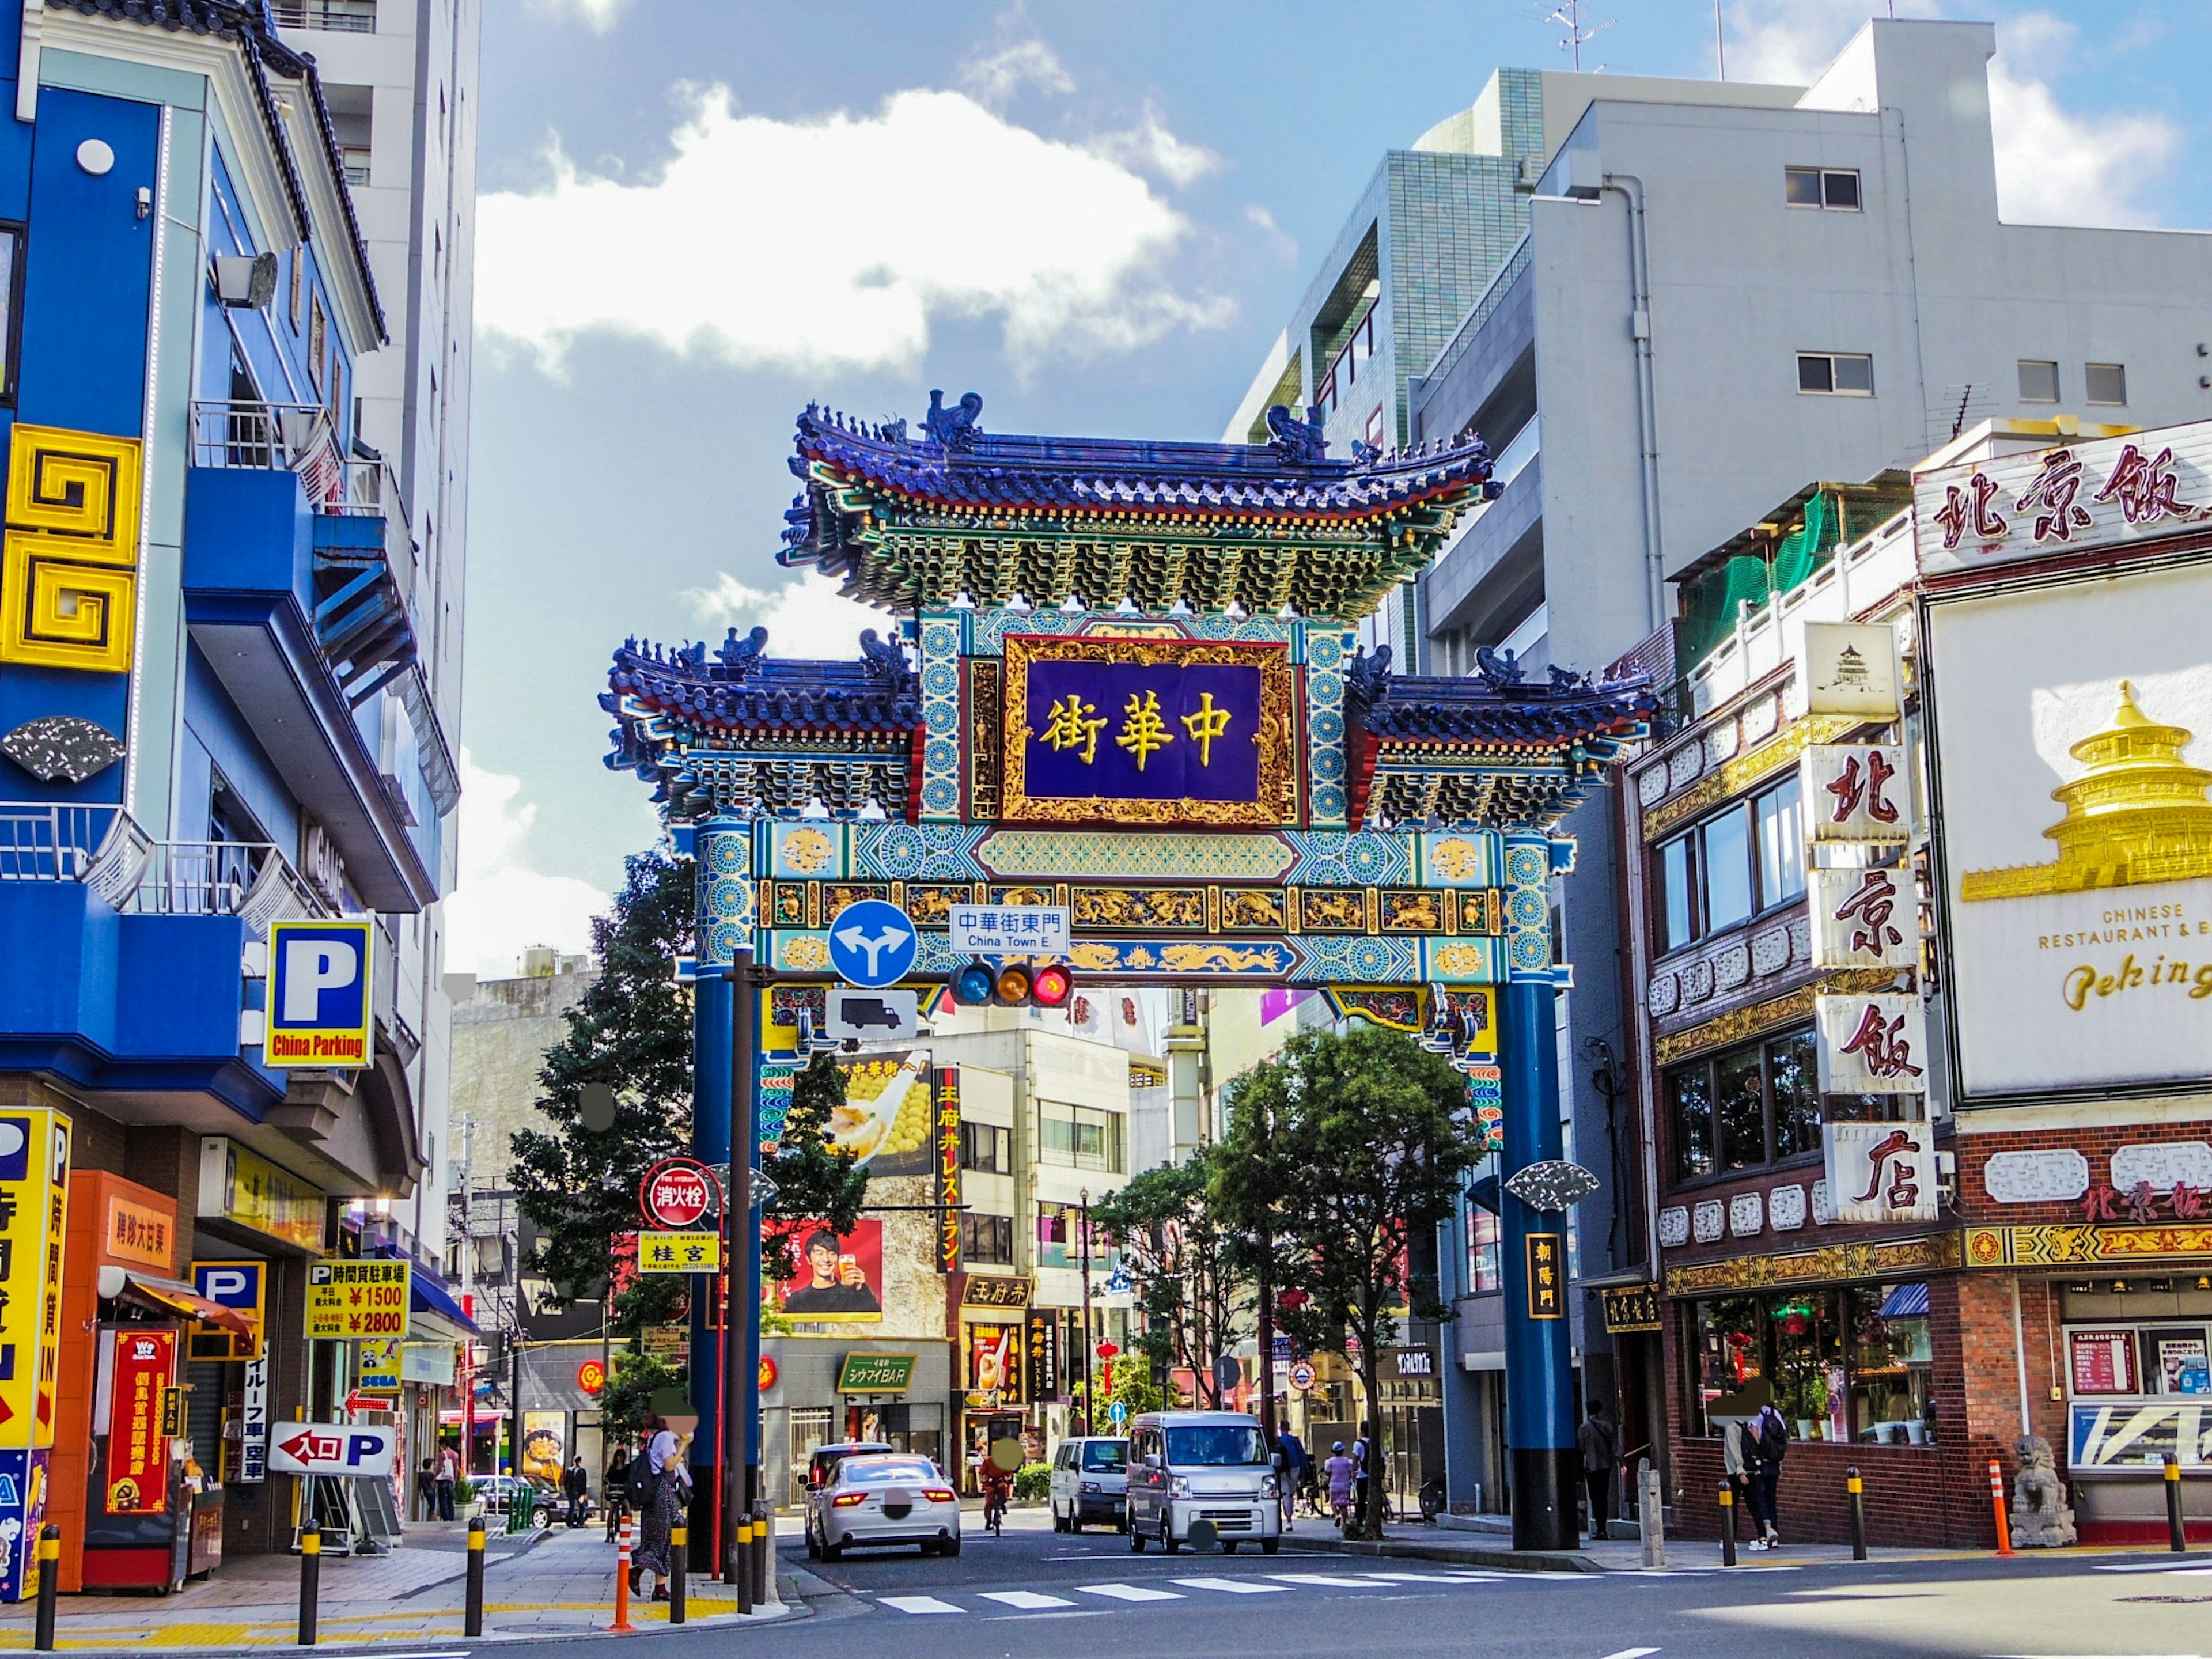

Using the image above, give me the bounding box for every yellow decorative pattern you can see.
[1652,968,1898,1065]
[1642,715,1857,843]
[978,828,1296,880]
[1664,1231,1960,1298]
[2,425,141,672]
[1962,681,2212,899]
[1964,1223,2212,1268]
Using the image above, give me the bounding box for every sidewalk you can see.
[0,1521,801,1651]
[1275,1516,1986,1573]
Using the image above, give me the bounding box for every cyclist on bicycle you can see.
[980,1461,1013,1535]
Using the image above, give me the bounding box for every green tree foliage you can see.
[1215,1024,1483,1539]
[760,1053,870,1281]
[510,850,694,1337]
[1090,1157,1244,1407]
[599,1350,681,1449]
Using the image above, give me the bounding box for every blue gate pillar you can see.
[1499,833,1578,1551]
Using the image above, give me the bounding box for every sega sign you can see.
[267,1422,397,1479]
[265,921,373,1069]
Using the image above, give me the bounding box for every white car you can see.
[811,1453,962,1559]
[1049,1436,1129,1532]
[801,1440,892,1556]
[1125,1410,1282,1555]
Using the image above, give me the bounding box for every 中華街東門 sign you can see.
[304,1259,410,1339]
[1000,634,1293,826]
[836,1352,917,1394]
[266,920,373,1068]
[1922,546,2212,1101]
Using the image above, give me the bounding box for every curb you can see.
[1277,1532,1603,1573]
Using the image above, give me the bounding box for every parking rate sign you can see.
[266,921,374,1069]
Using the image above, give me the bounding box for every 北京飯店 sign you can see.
[999,634,1293,827]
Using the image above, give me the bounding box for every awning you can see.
[1878,1282,1931,1318]
[412,1269,479,1334]
[104,1269,257,1338]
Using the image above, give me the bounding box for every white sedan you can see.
[811,1455,962,1559]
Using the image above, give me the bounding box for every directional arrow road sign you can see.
[826,899,918,989]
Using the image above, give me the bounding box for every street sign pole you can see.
[722,956,756,1586]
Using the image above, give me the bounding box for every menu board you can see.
[2070,1328,2138,1396]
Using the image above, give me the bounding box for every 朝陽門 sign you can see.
[304,1259,411,1339]
[1525,1233,1563,1320]
[637,1230,722,1274]
[836,1352,917,1395]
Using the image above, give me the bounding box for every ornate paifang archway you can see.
[603,395,1652,1553]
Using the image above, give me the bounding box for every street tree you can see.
[510,849,694,1339]
[1090,1156,1245,1407]
[1218,1024,1483,1539]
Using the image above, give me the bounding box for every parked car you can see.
[469,1474,559,1523]
[1049,1435,1129,1533]
[801,1441,893,1555]
[809,1453,961,1559]
[1125,1411,1281,1555]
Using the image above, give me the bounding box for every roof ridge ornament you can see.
[923,389,984,450]
[1264,402,1328,466]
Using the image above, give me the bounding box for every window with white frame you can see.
[1785,166,1861,210]
[1797,351,1873,396]
[2018,359,2060,403]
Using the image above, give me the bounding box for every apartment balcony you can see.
[184,402,449,912]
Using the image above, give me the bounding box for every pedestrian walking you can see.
[1274,1419,1309,1531]
[435,1442,459,1522]
[415,1456,438,1522]
[1351,1419,1374,1530]
[1748,1402,1789,1551]
[1722,1414,1754,1543]
[1575,1404,1619,1539]
[1323,1441,1357,1529]
[604,1446,632,1543]
[630,1422,692,1601]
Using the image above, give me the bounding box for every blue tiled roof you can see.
[603,627,919,738]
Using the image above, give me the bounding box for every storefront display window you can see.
[1690,1282,1936,1446]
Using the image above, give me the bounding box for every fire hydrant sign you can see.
[268,1423,398,1479]
[304,1259,411,1339]
[266,920,374,1068]
[637,1230,722,1273]
[639,1158,717,1228]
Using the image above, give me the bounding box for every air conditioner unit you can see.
[213,251,279,308]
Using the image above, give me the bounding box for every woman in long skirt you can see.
[631,1423,690,1600]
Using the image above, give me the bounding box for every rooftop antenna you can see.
[1714,0,1726,79]
[1543,0,1614,71]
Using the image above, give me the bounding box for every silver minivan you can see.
[1124,1410,1281,1554]
[1048,1435,1128,1532]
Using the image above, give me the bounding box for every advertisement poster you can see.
[0,1448,50,1603]
[0,1112,69,1452]
[521,1412,565,1481]
[967,1324,1022,1405]
[766,1219,884,1322]
[826,1053,934,1177]
[1926,561,2212,1099]
[304,1259,411,1339]
[107,1328,175,1514]
[2070,1329,2138,1396]
[2157,1336,2212,1396]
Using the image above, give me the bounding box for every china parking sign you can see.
[266,921,373,1068]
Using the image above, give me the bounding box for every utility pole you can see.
[1079,1188,1093,1430]
[456,1115,475,1477]
[507,1195,525,1480]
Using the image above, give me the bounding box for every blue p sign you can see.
[266,920,373,1068]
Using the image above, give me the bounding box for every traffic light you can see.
[952,961,996,1005]
[950,959,1075,1009]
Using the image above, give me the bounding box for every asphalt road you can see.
[334,1509,2212,1659]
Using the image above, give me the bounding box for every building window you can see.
[0,224,21,407]
[1666,1022,1895,1182]
[2085,362,2127,406]
[1797,351,1874,395]
[1039,1100,1123,1173]
[1650,775,1803,956]
[1467,1205,1501,1294]
[1687,1284,1934,1445]
[1365,406,1385,450]
[1035,1200,1107,1271]
[1784,166,1861,211]
[2017,359,2059,403]
[959,1212,1015,1266]
[957,1120,1010,1175]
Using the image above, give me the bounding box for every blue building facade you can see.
[0,0,459,1585]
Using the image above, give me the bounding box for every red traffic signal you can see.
[960,959,1075,1010]
[1032,964,1074,1008]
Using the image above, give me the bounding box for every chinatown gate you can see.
[600,395,1653,1555]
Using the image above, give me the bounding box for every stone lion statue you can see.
[2011,1434,2075,1549]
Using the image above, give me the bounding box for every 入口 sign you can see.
[268,1423,398,1479]
[266,920,373,1068]
[948,904,1070,957]
[304,1259,410,1339]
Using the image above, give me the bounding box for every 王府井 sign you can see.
[304,1259,411,1339]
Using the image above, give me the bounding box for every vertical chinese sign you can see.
[935,1068,961,1274]
[0,1110,69,1601]
[105,1329,175,1516]
[1525,1233,1563,1320]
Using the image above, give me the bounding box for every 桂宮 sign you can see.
[266,920,374,1068]
[637,1230,722,1274]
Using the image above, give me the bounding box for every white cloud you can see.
[1725,3,2176,228]
[525,0,631,31]
[684,570,899,655]
[1088,104,1222,188]
[962,38,1074,104]
[444,750,618,981]
[477,85,1229,376]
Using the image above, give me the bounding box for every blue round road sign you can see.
[1107,1401,1128,1427]
[825,899,918,989]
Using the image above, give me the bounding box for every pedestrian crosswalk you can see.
[871,1569,1540,1615]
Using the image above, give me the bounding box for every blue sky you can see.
[447,0,2212,976]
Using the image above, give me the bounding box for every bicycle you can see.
[1418,1475,1446,1524]
[982,1482,1009,1536]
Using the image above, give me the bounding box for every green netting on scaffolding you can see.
[1676,491,1838,672]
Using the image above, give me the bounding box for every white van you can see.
[1124,1410,1282,1555]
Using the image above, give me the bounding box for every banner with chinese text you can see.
[0,1111,69,1450]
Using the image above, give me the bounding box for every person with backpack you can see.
[1748,1402,1789,1551]
[1575,1404,1619,1540]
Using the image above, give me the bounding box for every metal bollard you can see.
[32,1524,58,1652]
[465,1517,486,1637]
[734,1514,752,1617]
[670,1522,688,1624]
[1718,1479,1737,1567]
[1847,1466,1868,1562]
[609,1514,637,1634]
[2167,1455,2188,1554]
[1990,1458,2014,1556]
[753,1502,772,1607]
[1638,1463,1665,1570]
[298,1522,321,1647]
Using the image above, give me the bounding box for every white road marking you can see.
[1364,1571,1513,1582]
[980,1590,1077,1609]
[1173,1575,1293,1594]
[1600,1648,1661,1658]
[2094,1560,2212,1573]
[1077,1582,1185,1602]
[1267,1574,1384,1587]
[878,1594,965,1615]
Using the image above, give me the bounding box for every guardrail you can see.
[0,804,329,930]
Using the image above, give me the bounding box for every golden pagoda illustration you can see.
[1963,680,2212,900]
